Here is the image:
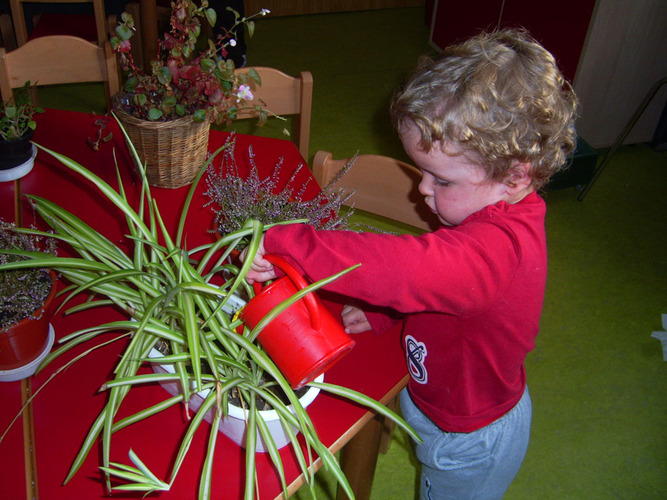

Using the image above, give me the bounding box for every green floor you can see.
[37,6,666,499]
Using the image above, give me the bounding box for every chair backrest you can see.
[0,35,119,110]
[312,150,439,232]
[235,66,313,160]
[9,0,108,47]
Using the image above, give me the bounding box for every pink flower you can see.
[236,85,253,102]
[118,39,131,53]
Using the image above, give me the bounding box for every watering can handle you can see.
[252,254,321,331]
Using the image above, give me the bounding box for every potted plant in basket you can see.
[0,82,44,179]
[0,218,56,381]
[110,0,272,189]
[0,123,419,499]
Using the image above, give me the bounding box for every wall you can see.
[572,0,667,148]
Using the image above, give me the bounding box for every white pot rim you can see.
[148,347,323,420]
[0,323,54,382]
[0,144,37,182]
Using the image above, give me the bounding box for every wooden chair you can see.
[235,66,313,161]
[9,0,109,47]
[122,1,170,70]
[312,150,439,232]
[0,12,17,51]
[0,35,120,110]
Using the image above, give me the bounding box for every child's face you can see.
[401,122,513,227]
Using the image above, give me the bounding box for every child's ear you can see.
[504,162,532,190]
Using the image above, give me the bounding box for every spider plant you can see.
[0,119,420,499]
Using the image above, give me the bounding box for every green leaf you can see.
[247,67,261,86]
[200,58,216,71]
[116,24,133,41]
[134,92,146,107]
[205,7,216,27]
[193,109,207,123]
[225,6,240,22]
[124,76,137,93]
[148,108,163,121]
[157,66,171,85]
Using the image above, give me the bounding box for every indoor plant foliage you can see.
[0,219,56,331]
[0,82,43,142]
[0,123,419,499]
[0,82,44,170]
[111,0,269,124]
[205,134,356,234]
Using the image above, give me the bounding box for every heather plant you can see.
[0,219,56,330]
[205,135,356,234]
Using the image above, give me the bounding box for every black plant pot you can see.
[0,129,34,170]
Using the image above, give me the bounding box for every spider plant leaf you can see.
[168,378,243,484]
[64,408,108,484]
[127,448,169,487]
[181,292,202,389]
[243,397,258,500]
[21,195,134,267]
[198,396,222,500]
[36,329,130,374]
[309,381,422,444]
[111,394,184,433]
[175,141,231,248]
[100,449,170,492]
[100,372,196,390]
[34,143,152,240]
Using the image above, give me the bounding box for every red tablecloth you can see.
[0,109,406,499]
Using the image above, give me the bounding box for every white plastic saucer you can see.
[0,323,54,382]
[0,145,38,182]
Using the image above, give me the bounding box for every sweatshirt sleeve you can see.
[263,215,522,316]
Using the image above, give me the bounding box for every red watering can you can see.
[240,255,355,389]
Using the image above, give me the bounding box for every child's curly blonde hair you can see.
[390,29,579,189]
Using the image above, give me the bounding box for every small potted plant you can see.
[0,82,43,179]
[204,134,356,234]
[110,0,271,188]
[0,218,56,381]
[0,124,419,498]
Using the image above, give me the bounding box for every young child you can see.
[242,29,578,499]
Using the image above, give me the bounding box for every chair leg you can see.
[378,394,399,454]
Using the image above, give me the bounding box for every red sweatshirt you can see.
[263,192,547,432]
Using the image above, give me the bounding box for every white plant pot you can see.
[148,348,322,452]
[0,145,37,182]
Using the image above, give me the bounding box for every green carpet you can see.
[36,6,666,499]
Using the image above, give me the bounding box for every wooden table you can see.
[0,109,408,499]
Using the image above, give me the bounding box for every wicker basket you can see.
[115,110,211,189]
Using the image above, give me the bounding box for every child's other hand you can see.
[341,304,371,334]
[239,236,277,284]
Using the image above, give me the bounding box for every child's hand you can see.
[239,235,277,284]
[341,304,372,334]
